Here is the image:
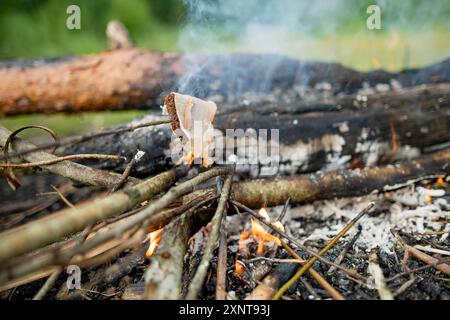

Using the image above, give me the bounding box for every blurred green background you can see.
[1,0,449,138]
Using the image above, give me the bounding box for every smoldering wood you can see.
[143,213,193,300]
[143,207,217,300]
[1,48,449,116]
[65,83,450,178]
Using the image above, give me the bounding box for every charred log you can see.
[66,84,450,177]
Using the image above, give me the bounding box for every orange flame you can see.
[235,207,285,278]
[145,228,163,258]
[250,208,285,255]
[437,177,445,186]
[176,150,195,166]
[235,259,245,279]
[424,195,433,204]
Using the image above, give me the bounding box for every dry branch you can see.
[0,126,140,188]
[1,118,171,161]
[226,148,450,208]
[186,174,233,299]
[402,243,450,276]
[215,213,228,300]
[0,169,180,265]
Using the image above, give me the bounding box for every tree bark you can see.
[1,48,449,116]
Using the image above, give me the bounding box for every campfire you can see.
[0,12,449,303]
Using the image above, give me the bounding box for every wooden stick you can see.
[0,169,180,265]
[1,118,171,161]
[32,267,62,300]
[280,241,345,300]
[0,153,123,168]
[109,151,144,194]
[402,243,450,276]
[0,126,140,188]
[215,213,228,300]
[186,174,233,299]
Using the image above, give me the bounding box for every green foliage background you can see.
[1,0,449,68]
[0,0,185,58]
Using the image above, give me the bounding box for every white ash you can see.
[286,186,449,254]
[133,150,146,162]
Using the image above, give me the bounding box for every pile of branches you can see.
[0,120,448,299]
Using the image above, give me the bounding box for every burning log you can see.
[143,213,194,300]
[0,47,449,116]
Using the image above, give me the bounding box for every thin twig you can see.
[387,257,450,282]
[215,176,228,300]
[32,267,62,300]
[0,126,140,188]
[276,197,290,222]
[393,231,450,276]
[186,174,233,299]
[0,153,123,168]
[1,118,171,161]
[299,277,321,300]
[273,203,374,300]
[327,227,361,275]
[280,241,345,300]
[2,125,58,189]
[215,211,228,300]
[109,151,145,194]
[51,185,76,209]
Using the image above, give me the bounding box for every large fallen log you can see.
[1,47,450,116]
